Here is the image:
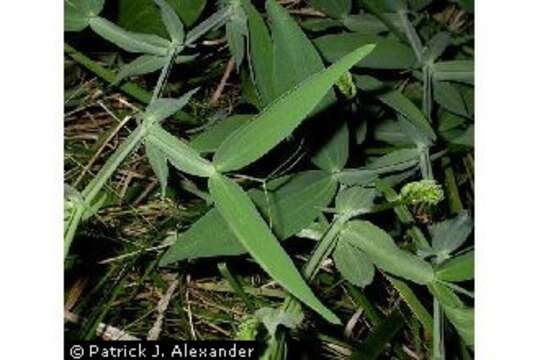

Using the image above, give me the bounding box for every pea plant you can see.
[65,0,474,358]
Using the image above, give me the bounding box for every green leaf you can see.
[184,5,232,45]
[118,0,206,37]
[308,0,351,19]
[396,115,433,147]
[423,31,450,63]
[366,148,421,173]
[342,13,400,34]
[118,0,165,35]
[311,120,349,172]
[374,119,414,145]
[432,60,474,84]
[436,250,474,282]
[132,32,173,49]
[336,169,379,186]
[386,275,433,336]
[429,211,473,258]
[459,83,474,116]
[242,0,275,107]
[266,0,350,172]
[429,282,464,308]
[65,0,105,32]
[355,75,436,141]
[335,186,378,215]
[267,0,333,109]
[398,6,423,62]
[333,240,375,287]
[443,305,474,346]
[226,1,248,68]
[301,18,343,32]
[433,81,470,118]
[341,220,435,284]
[88,17,170,56]
[115,55,169,83]
[190,115,253,153]
[208,173,340,324]
[297,220,330,241]
[430,283,474,346]
[451,125,474,148]
[154,0,185,43]
[213,44,376,172]
[144,88,198,124]
[438,111,472,146]
[147,126,215,177]
[145,141,169,195]
[177,0,208,27]
[227,23,246,68]
[239,69,261,108]
[160,171,337,263]
[160,209,246,264]
[314,33,416,69]
[438,111,467,133]
[250,171,338,239]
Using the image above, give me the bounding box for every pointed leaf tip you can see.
[208,173,341,324]
[213,44,376,172]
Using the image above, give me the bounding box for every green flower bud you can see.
[400,180,444,206]
[336,71,357,99]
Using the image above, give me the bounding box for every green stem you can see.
[151,51,175,103]
[262,330,287,360]
[431,259,447,359]
[65,50,178,258]
[397,7,435,127]
[80,124,146,202]
[64,125,146,258]
[419,146,433,180]
[423,65,433,122]
[403,23,442,357]
[432,299,444,360]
